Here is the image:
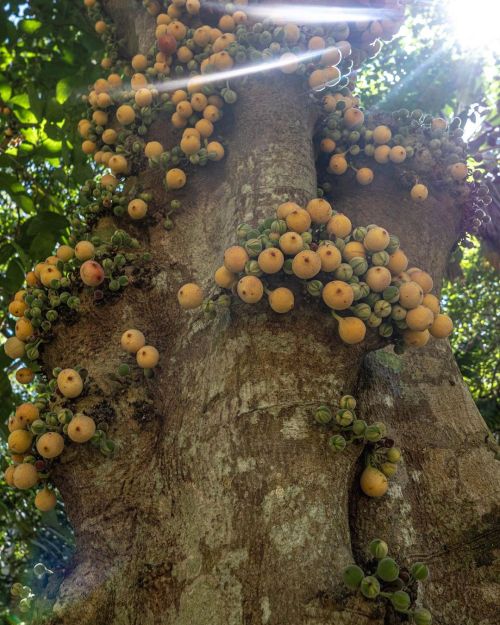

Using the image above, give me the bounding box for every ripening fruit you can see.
[422,293,440,316]
[8,300,27,317]
[4,465,15,486]
[207,141,224,161]
[411,183,428,201]
[276,201,301,219]
[35,488,57,512]
[449,162,468,181]
[410,270,433,294]
[286,208,311,234]
[67,414,96,442]
[389,145,406,163]
[177,283,204,309]
[145,141,164,158]
[165,168,186,189]
[329,154,348,174]
[344,108,365,129]
[365,267,392,292]
[237,276,264,304]
[128,199,148,219]
[429,313,453,338]
[100,173,118,189]
[214,266,236,289]
[399,281,424,309]
[406,305,434,331]
[360,466,388,497]
[363,227,389,252]
[322,281,354,310]
[57,369,83,398]
[15,368,34,385]
[74,240,95,261]
[13,463,38,489]
[8,415,24,432]
[8,430,33,454]
[40,266,62,287]
[258,248,284,274]
[326,213,352,238]
[343,241,366,261]
[80,260,105,287]
[403,329,430,347]
[109,155,129,174]
[306,198,332,224]
[36,432,65,459]
[136,345,160,369]
[338,316,366,345]
[292,250,321,279]
[57,245,74,261]
[356,167,374,185]
[4,337,25,359]
[373,125,392,144]
[374,145,390,164]
[16,403,39,426]
[224,246,249,273]
[121,329,146,353]
[15,318,33,341]
[269,287,294,313]
[387,249,408,275]
[318,245,342,272]
[279,232,303,255]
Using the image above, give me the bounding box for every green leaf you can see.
[0,74,12,102]
[56,78,72,104]
[9,93,30,109]
[4,258,25,292]
[20,19,42,34]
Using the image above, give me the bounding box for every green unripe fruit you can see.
[360,575,380,599]
[381,462,398,477]
[391,304,407,321]
[342,564,364,590]
[352,227,367,242]
[411,562,429,581]
[315,405,332,425]
[383,286,400,303]
[11,583,23,596]
[334,237,345,252]
[352,419,367,436]
[271,219,287,234]
[58,409,73,424]
[117,363,130,377]
[367,313,382,328]
[235,223,249,238]
[307,280,323,297]
[387,447,402,463]
[413,608,432,625]
[376,557,399,582]
[371,251,390,267]
[386,235,400,254]
[374,300,392,318]
[379,322,394,338]
[364,292,381,307]
[358,282,370,299]
[244,260,262,276]
[19,598,31,613]
[369,538,389,559]
[216,294,231,308]
[339,395,356,410]
[31,419,47,435]
[351,284,364,301]
[336,409,354,427]
[395,319,408,330]
[328,434,346,452]
[245,238,263,257]
[391,590,411,612]
[350,256,368,276]
[301,231,313,245]
[365,425,384,442]
[334,263,353,281]
[283,259,293,274]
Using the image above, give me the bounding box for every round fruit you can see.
[258,248,284,274]
[15,318,33,341]
[373,125,392,144]
[80,260,105,287]
[276,201,301,220]
[369,539,388,559]
[318,245,342,272]
[376,557,399,582]
[343,241,366,261]
[57,245,74,261]
[344,108,364,129]
[360,575,380,599]
[116,104,136,125]
[237,276,264,304]
[306,198,332,224]
[413,608,432,625]
[279,232,303,255]
[356,167,374,185]
[292,250,321,279]
[374,145,390,164]
[13,463,38,489]
[411,183,428,201]
[57,369,83,398]
[449,162,468,181]
[387,249,408,275]
[399,281,424,309]
[8,430,33,454]
[322,281,354,310]
[391,590,411,612]
[403,329,430,347]
[390,146,406,163]
[177,283,204,309]
[365,267,392,292]
[214,266,236,289]
[429,313,453,338]
[40,266,62,287]
[36,432,65,459]
[360,466,388,497]
[128,199,148,219]
[4,465,15,486]
[338,316,366,344]
[286,208,311,234]
[15,368,34,384]
[224,246,249,272]
[406,305,434,331]
[422,293,440,315]
[329,154,348,174]
[343,565,364,590]
[75,240,95,261]
[15,403,39,426]
[4,337,25,359]
[121,329,146,353]
[67,414,96,442]
[269,287,294,313]
[410,270,433,294]
[35,488,57,512]
[364,227,389,252]
[145,141,164,158]
[326,214,352,238]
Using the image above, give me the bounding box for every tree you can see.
[1,2,499,625]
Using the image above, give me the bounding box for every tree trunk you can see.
[47,4,500,625]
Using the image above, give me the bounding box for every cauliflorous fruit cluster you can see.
[117,328,160,378]
[315,394,402,498]
[343,539,432,624]
[178,198,453,348]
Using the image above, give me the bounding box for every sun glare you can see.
[447,0,500,52]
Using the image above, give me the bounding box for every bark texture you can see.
[45,4,499,625]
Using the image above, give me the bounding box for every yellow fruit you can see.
[136,345,160,368]
[360,466,388,497]
[40,266,62,288]
[365,267,392,292]
[8,415,24,432]
[177,283,204,309]
[57,369,83,398]
[343,241,366,261]
[74,240,95,261]
[237,276,264,303]
[279,232,304,255]
[318,244,342,272]
[131,73,148,91]
[422,294,440,316]
[276,201,301,220]
[387,249,408,275]
[399,281,424,309]
[121,329,146,353]
[4,336,25,359]
[15,368,34,384]
[81,140,96,154]
[68,414,97,442]
[411,183,428,201]
[329,154,348,174]
[320,138,336,153]
[258,248,284,274]
[116,104,136,125]
[406,305,434,331]
[374,145,391,164]
[344,108,365,129]
[8,300,27,317]
[8,430,33,454]
[283,23,300,43]
[291,250,321,279]
[268,287,294,313]
[373,125,392,144]
[429,314,453,339]
[410,270,433,294]
[326,213,352,238]
[57,245,74,262]
[26,271,38,286]
[145,141,164,158]
[92,110,108,126]
[77,119,91,138]
[337,316,366,344]
[13,463,38,489]
[109,154,129,174]
[356,167,374,185]
[165,168,186,189]
[306,198,332,224]
[449,162,468,181]
[14,290,26,302]
[363,226,390,252]
[214,266,237,289]
[15,403,39,425]
[431,117,447,131]
[286,208,311,234]
[128,199,148,219]
[403,329,430,347]
[102,128,117,145]
[322,281,354,310]
[35,488,57,512]
[206,141,224,161]
[36,432,65,459]
[132,54,149,71]
[100,173,118,188]
[224,246,249,273]
[4,465,15,486]
[390,145,406,163]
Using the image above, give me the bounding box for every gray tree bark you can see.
[46,4,499,624]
